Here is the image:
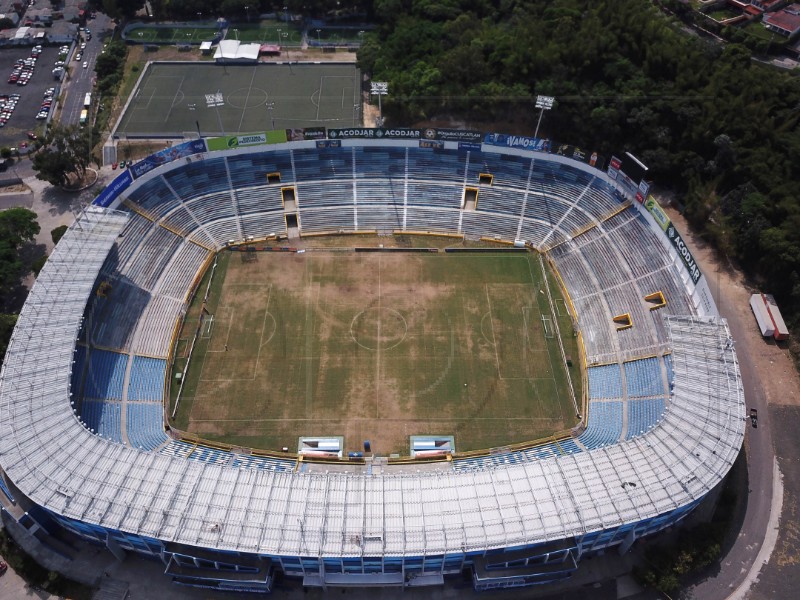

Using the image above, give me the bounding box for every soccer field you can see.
[171,247,582,455]
[116,63,361,138]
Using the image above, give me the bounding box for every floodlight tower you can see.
[205,91,226,136]
[370,81,388,127]
[266,101,275,130]
[533,95,555,140]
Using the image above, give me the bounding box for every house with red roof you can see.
[764,3,800,38]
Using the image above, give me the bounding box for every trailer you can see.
[763,294,790,340]
[750,294,775,338]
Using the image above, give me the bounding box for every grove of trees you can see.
[359,0,800,344]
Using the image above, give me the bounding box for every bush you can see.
[50,225,68,245]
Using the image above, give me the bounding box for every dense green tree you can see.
[32,125,93,187]
[0,208,40,249]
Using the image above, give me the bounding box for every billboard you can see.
[635,179,651,203]
[644,196,671,232]
[286,127,326,141]
[483,133,549,152]
[458,141,482,152]
[607,155,621,180]
[92,169,133,207]
[206,130,288,151]
[419,139,445,149]
[666,224,702,284]
[129,139,207,179]
[421,128,482,142]
[326,128,424,139]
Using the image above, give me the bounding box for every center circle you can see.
[350,308,408,350]
[225,87,270,110]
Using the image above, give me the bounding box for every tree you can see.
[0,313,17,363]
[31,125,92,187]
[0,208,40,248]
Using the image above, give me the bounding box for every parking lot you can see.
[0,45,68,151]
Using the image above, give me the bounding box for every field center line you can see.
[237,65,259,134]
[485,284,502,378]
[164,75,185,123]
[304,276,317,416]
[316,75,324,121]
[253,284,272,376]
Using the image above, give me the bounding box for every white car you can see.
[82,61,88,69]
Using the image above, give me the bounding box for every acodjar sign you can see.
[666,225,701,285]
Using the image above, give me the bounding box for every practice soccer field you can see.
[170,245,582,455]
[116,63,360,137]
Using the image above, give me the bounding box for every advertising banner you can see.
[316,139,342,149]
[419,139,445,149]
[327,128,425,139]
[206,130,288,151]
[421,128,482,142]
[666,224,702,284]
[458,141,482,152]
[607,155,621,180]
[287,127,326,141]
[636,179,651,203]
[129,139,207,179]
[644,196,671,232]
[483,132,549,152]
[93,169,133,207]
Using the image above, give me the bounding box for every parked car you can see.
[82,61,88,69]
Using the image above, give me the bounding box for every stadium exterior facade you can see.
[0,134,745,593]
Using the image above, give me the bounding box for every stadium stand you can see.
[578,401,624,449]
[127,356,167,402]
[83,349,128,399]
[587,364,624,399]
[79,399,123,443]
[624,357,665,398]
[0,141,745,595]
[626,398,666,439]
[126,403,168,450]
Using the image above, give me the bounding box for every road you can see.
[59,14,114,128]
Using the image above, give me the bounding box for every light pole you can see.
[533,95,555,140]
[233,28,239,41]
[205,91,226,136]
[277,28,281,45]
[370,81,388,127]
[353,103,360,127]
[316,28,321,46]
[266,101,275,130]
[245,5,250,23]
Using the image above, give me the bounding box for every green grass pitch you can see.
[170,243,582,456]
[116,63,361,138]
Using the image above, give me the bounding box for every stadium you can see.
[0,132,745,593]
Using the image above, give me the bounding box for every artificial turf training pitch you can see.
[116,62,361,138]
[170,245,581,456]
